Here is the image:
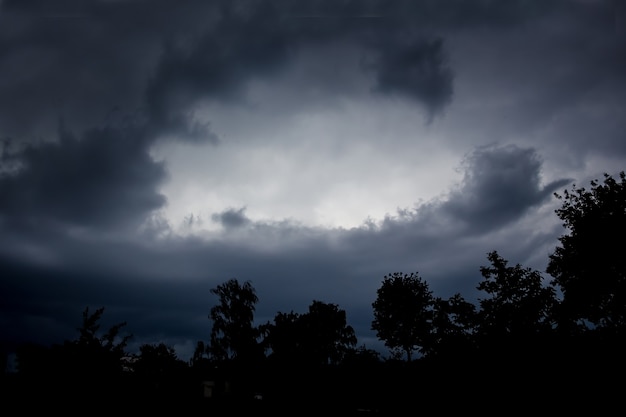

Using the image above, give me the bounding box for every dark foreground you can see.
[3,354,624,417]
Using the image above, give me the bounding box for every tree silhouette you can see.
[134,342,185,375]
[303,300,357,365]
[56,306,132,379]
[478,251,558,339]
[76,306,131,356]
[371,272,434,361]
[473,250,560,373]
[260,310,302,364]
[261,300,357,366]
[190,340,209,367]
[14,306,133,408]
[429,293,478,358]
[208,278,263,366]
[547,171,626,335]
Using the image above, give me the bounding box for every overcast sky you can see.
[1,0,625,361]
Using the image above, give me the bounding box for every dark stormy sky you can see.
[1,0,625,361]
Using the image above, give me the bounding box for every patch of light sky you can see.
[151,93,463,234]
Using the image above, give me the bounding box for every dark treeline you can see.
[3,172,626,415]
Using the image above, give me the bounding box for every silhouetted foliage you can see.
[261,300,357,366]
[208,278,263,365]
[16,306,132,378]
[371,272,434,361]
[478,251,558,339]
[429,292,478,358]
[301,300,358,365]
[134,342,185,374]
[547,171,626,334]
[259,310,302,364]
[71,306,132,371]
[12,307,135,411]
[190,340,209,367]
[206,278,266,402]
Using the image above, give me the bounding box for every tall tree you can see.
[300,300,358,366]
[260,310,302,364]
[371,272,434,361]
[66,306,132,376]
[477,251,557,340]
[77,306,131,352]
[134,342,185,375]
[261,301,357,366]
[190,340,209,367]
[547,171,626,334]
[208,278,262,364]
[430,293,478,358]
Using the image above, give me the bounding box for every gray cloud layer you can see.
[3,0,530,141]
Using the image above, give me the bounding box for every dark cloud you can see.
[0,1,144,138]
[0,0,457,142]
[0,0,575,143]
[365,36,453,120]
[141,2,468,127]
[442,144,572,233]
[211,207,251,229]
[440,0,626,163]
[0,121,167,231]
[144,3,296,141]
[0,0,222,141]
[1,0,597,130]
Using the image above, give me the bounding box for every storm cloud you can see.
[443,144,572,233]
[0,122,166,232]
